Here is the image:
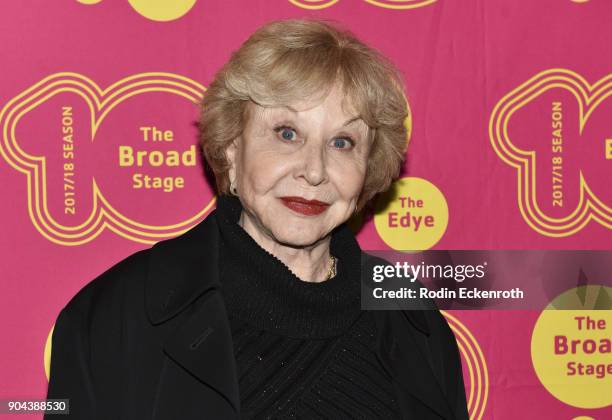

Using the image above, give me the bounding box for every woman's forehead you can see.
[248,102,366,132]
[244,102,370,144]
[247,90,362,122]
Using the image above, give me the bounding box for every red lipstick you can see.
[279,196,330,216]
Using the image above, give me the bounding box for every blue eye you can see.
[275,126,298,142]
[332,137,354,150]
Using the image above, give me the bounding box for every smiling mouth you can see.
[279,196,330,216]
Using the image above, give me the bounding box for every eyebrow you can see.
[280,105,362,128]
[342,116,363,127]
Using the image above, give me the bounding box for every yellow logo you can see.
[0,72,215,245]
[374,176,448,250]
[531,286,612,409]
[489,69,612,237]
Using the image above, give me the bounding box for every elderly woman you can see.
[46,19,468,420]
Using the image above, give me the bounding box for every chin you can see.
[272,226,326,248]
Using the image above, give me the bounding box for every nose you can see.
[297,141,328,186]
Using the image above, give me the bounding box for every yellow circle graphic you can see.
[374,176,448,250]
[44,324,54,381]
[76,0,103,4]
[531,286,612,409]
[127,0,197,21]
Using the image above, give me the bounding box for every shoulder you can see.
[47,248,154,414]
[360,251,457,349]
[421,308,459,356]
[57,248,151,322]
[360,251,390,272]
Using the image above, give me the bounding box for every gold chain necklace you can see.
[326,255,337,280]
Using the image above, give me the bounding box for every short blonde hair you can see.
[198,18,410,212]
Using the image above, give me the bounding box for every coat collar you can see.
[145,211,221,325]
[145,211,241,417]
[144,209,455,419]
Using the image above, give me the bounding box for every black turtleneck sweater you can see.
[214,195,401,419]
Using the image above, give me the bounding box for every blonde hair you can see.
[198,18,410,212]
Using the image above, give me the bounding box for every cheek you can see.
[239,151,288,193]
[330,158,368,200]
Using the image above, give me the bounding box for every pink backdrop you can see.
[1,1,610,418]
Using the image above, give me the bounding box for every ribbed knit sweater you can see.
[215,195,401,419]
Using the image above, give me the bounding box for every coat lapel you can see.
[145,211,240,418]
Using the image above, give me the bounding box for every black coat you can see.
[45,211,469,420]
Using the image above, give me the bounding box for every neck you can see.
[214,193,363,338]
[238,209,333,283]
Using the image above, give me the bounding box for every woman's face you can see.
[226,83,371,247]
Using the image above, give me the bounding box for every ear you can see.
[225,137,240,182]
